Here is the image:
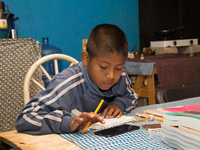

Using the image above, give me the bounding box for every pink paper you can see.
[163,105,200,112]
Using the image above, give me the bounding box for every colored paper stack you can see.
[161,105,200,149]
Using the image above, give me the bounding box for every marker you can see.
[83,99,104,133]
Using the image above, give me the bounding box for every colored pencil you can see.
[83,99,104,133]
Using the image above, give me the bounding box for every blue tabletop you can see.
[124,61,155,75]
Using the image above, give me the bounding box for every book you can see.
[163,110,200,124]
[136,112,163,119]
[160,106,200,149]
[163,109,200,132]
[163,105,200,112]
[141,105,200,117]
[144,108,168,117]
[161,123,200,149]
[179,126,200,137]
[163,118,200,132]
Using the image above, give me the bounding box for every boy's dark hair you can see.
[86,24,128,60]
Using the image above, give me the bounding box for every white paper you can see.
[89,116,135,129]
[71,109,135,130]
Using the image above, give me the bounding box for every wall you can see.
[3,0,139,69]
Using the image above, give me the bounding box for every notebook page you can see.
[89,116,135,129]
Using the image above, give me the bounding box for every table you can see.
[124,52,200,105]
[0,130,81,150]
[1,97,200,150]
[132,65,157,105]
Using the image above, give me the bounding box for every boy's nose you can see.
[106,69,115,80]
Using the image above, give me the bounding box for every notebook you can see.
[71,109,135,130]
[89,116,135,129]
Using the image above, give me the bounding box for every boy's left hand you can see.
[102,104,122,119]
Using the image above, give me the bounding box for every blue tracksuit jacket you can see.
[15,62,138,134]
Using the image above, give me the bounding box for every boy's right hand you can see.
[70,112,105,132]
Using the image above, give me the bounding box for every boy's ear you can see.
[81,51,89,66]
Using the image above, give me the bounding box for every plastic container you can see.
[0,28,10,38]
[41,37,62,87]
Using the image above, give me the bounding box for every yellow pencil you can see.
[83,99,104,133]
[134,117,150,122]
[156,118,163,122]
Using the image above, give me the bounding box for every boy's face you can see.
[82,51,127,91]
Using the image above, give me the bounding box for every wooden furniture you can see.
[24,54,79,105]
[133,65,157,105]
[126,52,200,105]
[0,130,81,150]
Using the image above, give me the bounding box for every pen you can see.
[83,99,104,133]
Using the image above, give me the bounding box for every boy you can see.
[15,24,138,135]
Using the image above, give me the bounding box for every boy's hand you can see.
[102,104,122,119]
[70,112,105,132]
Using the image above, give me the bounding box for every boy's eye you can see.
[100,66,107,69]
[116,68,122,71]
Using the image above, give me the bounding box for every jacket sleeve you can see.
[109,70,139,112]
[15,73,81,135]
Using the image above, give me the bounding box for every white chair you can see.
[23,54,79,105]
